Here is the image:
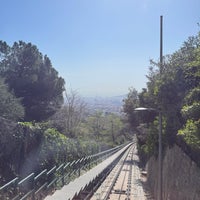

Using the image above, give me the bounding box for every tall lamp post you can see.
[134,107,162,200]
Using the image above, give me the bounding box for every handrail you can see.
[34,169,47,181]
[18,173,34,186]
[0,177,18,191]
[0,142,129,200]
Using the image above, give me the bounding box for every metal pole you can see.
[160,15,163,74]
[158,110,162,200]
[158,15,163,200]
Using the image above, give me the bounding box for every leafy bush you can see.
[178,119,200,150]
[136,121,159,167]
[184,87,200,105]
[38,128,68,168]
[181,102,200,120]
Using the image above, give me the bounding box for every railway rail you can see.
[90,143,145,200]
[74,138,153,200]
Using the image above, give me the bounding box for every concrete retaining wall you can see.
[147,145,200,200]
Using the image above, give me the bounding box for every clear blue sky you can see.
[1,0,200,97]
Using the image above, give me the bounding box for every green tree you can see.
[141,32,200,150]
[104,113,125,144]
[0,78,24,121]
[123,32,200,166]
[87,111,105,141]
[144,33,200,146]
[178,45,200,150]
[0,41,65,121]
[122,87,139,128]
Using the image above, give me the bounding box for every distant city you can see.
[83,95,126,114]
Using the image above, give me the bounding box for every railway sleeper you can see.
[113,189,126,194]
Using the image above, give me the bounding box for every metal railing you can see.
[0,143,128,200]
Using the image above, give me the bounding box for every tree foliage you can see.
[177,44,200,151]
[178,119,200,150]
[38,128,68,168]
[122,87,139,128]
[0,78,24,121]
[123,32,200,164]
[144,33,200,145]
[0,41,65,121]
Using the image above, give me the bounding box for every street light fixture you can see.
[134,107,162,200]
[134,107,156,112]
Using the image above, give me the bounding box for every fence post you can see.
[32,174,35,200]
[88,156,91,169]
[78,160,81,177]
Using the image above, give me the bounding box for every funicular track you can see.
[90,144,136,200]
[74,140,148,200]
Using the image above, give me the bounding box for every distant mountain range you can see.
[83,95,127,114]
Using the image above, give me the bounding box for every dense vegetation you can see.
[123,32,200,166]
[0,41,129,184]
